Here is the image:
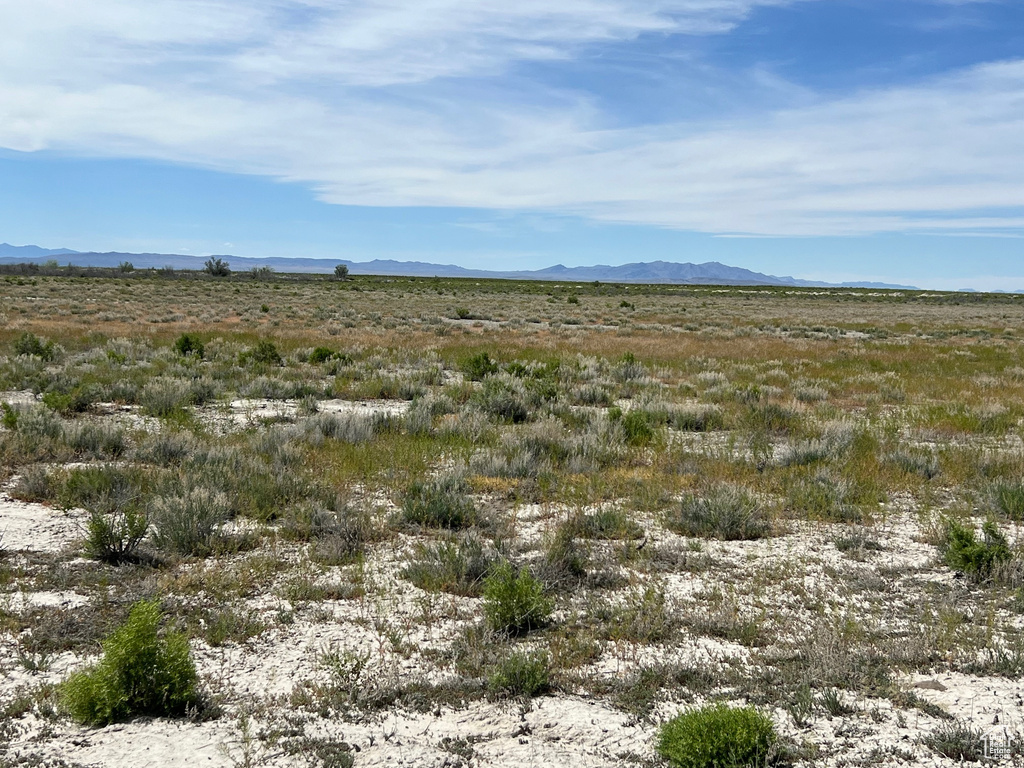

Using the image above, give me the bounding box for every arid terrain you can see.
[2,269,1024,767]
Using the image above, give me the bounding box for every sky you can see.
[0,0,1022,290]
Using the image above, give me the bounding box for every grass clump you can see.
[940,519,1011,580]
[920,720,984,761]
[571,506,643,540]
[403,534,495,596]
[487,650,551,698]
[657,703,779,768]
[59,599,200,726]
[992,480,1024,521]
[482,562,553,636]
[149,487,229,557]
[401,475,477,529]
[620,409,656,447]
[668,485,772,541]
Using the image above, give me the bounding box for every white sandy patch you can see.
[1,590,89,612]
[0,494,86,554]
[910,672,1024,733]
[0,390,38,407]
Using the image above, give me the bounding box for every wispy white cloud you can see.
[0,0,1021,238]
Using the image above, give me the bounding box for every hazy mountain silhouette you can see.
[0,244,917,289]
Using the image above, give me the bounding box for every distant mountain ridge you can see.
[0,242,918,289]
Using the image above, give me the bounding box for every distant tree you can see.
[250,266,274,280]
[334,263,349,280]
[204,257,230,277]
[118,261,134,273]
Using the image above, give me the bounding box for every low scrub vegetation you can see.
[3,275,1024,764]
[59,600,201,726]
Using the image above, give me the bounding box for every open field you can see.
[3,271,1024,767]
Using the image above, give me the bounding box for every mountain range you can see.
[0,242,917,289]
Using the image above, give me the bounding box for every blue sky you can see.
[0,0,1022,290]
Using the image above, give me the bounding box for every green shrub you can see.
[59,599,200,726]
[669,485,772,541]
[462,351,498,381]
[941,519,1011,580]
[402,476,476,529]
[482,562,553,636]
[487,650,551,698]
[1,401,18,429]
[42,387,94,415]
[240,340,283,366]
[657,704,779,768]
[84,500,150,564]
[172,333,204,359]
[204,257,230,276]
[308,346,337,364]
[13,331,55,361]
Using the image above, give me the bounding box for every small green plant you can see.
[668,485,772,541]
[487,650,551,698]
[173,333,205,358]
[13,331,55,360]
[482,562,553,636]
[657,704,779,768]
[940,519,1011,579]
[84,500,149,564]
[59,599,200,726]
[819,687,856,717]
[462,351,498,381]
[1,401,18,429]
[402,475,477,529]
